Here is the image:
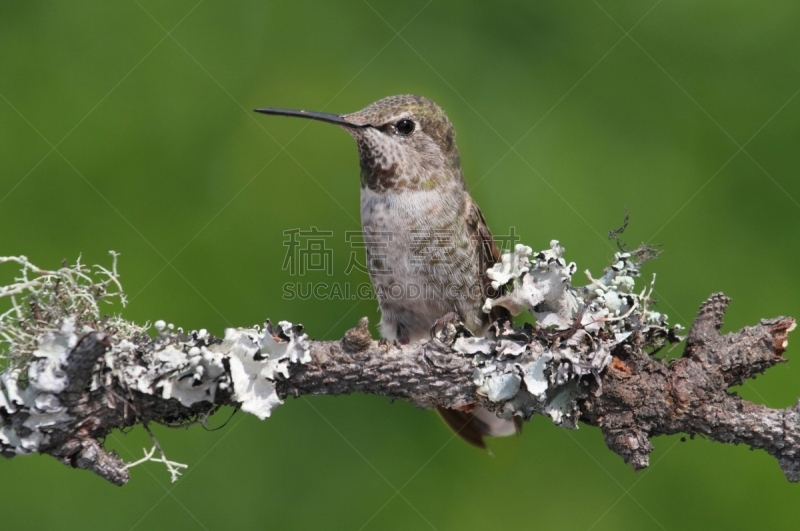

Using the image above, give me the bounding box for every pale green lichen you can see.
[0,253,130,368]
[0,254,130,455]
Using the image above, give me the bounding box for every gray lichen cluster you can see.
[1,243,798,484]
[0,255,310,462]
[107,319,310,420]
[455,241,682,428]
[0,241,680,461]
[0,254,127,457]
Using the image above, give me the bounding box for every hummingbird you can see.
[256,95,519,447]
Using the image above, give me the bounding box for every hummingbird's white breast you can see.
[360,186,484,342]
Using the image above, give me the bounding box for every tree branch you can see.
[0,248,797,485]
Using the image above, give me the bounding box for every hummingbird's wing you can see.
[465,197,511,325]
[433,198,521,450]
[436,407,491,449]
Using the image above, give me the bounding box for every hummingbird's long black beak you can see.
[254,108,368,128]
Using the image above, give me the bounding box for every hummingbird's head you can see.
[256,95,464,193]
[342,95,462,192]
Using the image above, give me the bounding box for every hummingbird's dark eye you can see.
[395,119,415,136]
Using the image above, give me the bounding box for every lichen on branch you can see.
[0,254,311,484]
[469,240,681,428]
[0,242,797,485]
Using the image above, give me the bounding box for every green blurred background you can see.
[2,1,800,529]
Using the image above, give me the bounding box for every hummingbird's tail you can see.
[436,406,522,449]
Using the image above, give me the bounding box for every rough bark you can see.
[3,295,798,485]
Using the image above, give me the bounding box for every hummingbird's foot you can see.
[378,337,389,348]
[429,311,461,341]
